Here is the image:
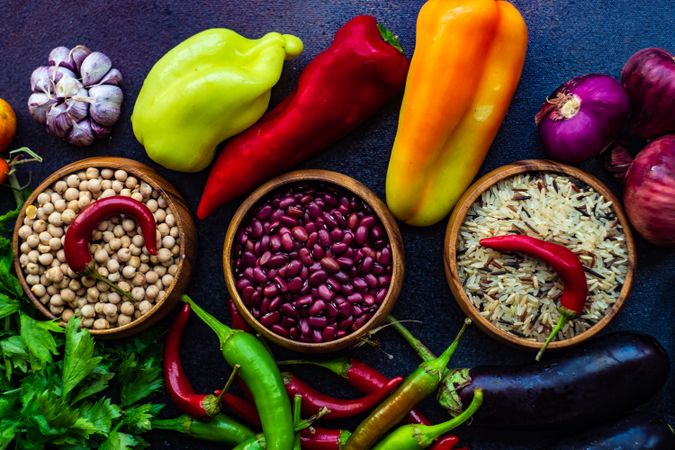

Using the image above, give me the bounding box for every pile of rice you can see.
[457,172,628,342]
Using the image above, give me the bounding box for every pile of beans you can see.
[233,183,393,343]
[17,168,181,330]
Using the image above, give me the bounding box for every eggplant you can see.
[440,332,670,427]
[548,413,675,449]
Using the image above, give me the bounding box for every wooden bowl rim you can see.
[223,169,404,353]
[444,159,636,351]
[12,157,191,337]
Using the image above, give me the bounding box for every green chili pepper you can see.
[343,319,471,450]
[152,413,255,445]
[182,295,294,450]
[132,28,303,173]
[373,389,483,449]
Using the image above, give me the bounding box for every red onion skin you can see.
[536,74,630,163]
[622,48,675,140]
[624,134,675,246]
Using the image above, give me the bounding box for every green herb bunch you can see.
[0,204,165,449]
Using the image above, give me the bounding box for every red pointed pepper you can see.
[197,15,409,218]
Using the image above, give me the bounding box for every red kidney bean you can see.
[259,251,271,266]
[289,327,300,339]
[341,284,354,295]
[279,196,296,209]
[268,254,287,269]
[347,213,359,230]
[280,316,296,328]
[253,267,268,283]
[280,233,295,251]
[307,232,318,247]
[308,270,328,286]
[280,215,298,227]
[288,277,303,293]
[281,303,299,319]
[308,299,326,316]
[332,271,351,285]
[318,229,331,247]
[312,244,325,260]
[330,228,343,242]
[287,206,304,218]
[353,277,368,292]
[336,257,354,270]
[353,315,370,330]
[352,305,363,317]
[257,205,273,220]
[263,284,278,297]
[251,220,264,238]
[326,277,341,291]
[260,311,280,326]
[371,225,385,240]
[307,202,322,218]
[251,291,262,307]
[337,300,351,317]
[378,275,391,287]
[337,329,347,338]
[376,288,388,303]
[300,194,313,205]
[347,293,363,304]
[284,260,302,278]
[365,274,379,289]
[292,226,308,242]
[323,326,336,341]
[298,248,313,266]
[360,215,376,228]
[331,242,348,255]
[300,319,311,336]
[372,263,384,276]
[317,284,334,301]
[241,286,254,301]
[326,301,339,318]
[270,324,289,337]
[308,316,328,329]
[359,256,374,274]
[338,317,353,330]
[270,235,282,252]
[294,295,314,309]
[323,213,338,228]
[320,257,340,274]
[363,294,375,306]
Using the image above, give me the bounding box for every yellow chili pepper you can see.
[386,0,527,226]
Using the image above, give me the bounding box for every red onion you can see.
[621,48,675,140]
[535,74,630,163]
[621,134,675,246]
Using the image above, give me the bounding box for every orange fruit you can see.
[0,98,17,152]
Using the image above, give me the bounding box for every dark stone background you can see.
[0,0,673,448]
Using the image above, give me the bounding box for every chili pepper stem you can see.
[536,309,576,361]
[181,295,236,345]
[387,316,435,362]
[7,172,23,209]
[83,265,135,303]
[293,395,302,450]
[434,318,472,369]
[420,389,483,446]
[216,364,241,403]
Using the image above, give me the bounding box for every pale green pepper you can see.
[131,28,303,173]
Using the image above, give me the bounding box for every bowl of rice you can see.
[444,159,636,351]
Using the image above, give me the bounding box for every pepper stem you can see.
[377,23,404,54]
[536,309,574,361]
[420,389,483,445]
[387,315,436,362]
[84,265,135,303]
[216,364,241,402]
[181,295,235,346]
[277,358,351,379]
[436,318,472,368]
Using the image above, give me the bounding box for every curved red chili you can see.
[164,304,221,419]
[479,235,588,361]
[228,297,253,332]
[429,435,460,450]
[300,426,351,450]
[64,196,158,273]
[282,372,404,420]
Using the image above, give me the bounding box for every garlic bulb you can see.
[27,45,123,147]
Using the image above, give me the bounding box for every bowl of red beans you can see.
[223,170,404,352]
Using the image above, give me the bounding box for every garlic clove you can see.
[89,85,123,127]
[31,66,53,94]
[49,46,76,71]
[46,103,73,138]
[27,93,57,125]
[80,51,112,87]
[65,89,89,121]
[97,68,123,86]
[68,119,95,147]
[71,45,92,72]
[91,120,112,139]
[55,76,83,99]
[48,66,77,86]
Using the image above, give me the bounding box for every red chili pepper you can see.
[282,358,431,426]
[479,235,588,361]
[64,196,157,272]
[282,372,404,420]
[430,435,461,450]
[300,426,351,450]
[164,304,221,419]
[213,390,262,430]
[196,15,409,218]
[228,297,253,333]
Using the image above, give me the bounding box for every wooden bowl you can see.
[13,157,196,339]
[444,159,636,351]
[223,169,404,353]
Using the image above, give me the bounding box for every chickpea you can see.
[108,292,121,304]
[101,179,112,190]
[18,224,32,239]
[49,237,62,251]
[50,304,64,315]
[80,305,96,318]
[26,234,39,249]
[146,199,158,213]
[54,180,67,194]
[86,167,99,179]
[29,283,45,297]
[52,199,66,213]
[28,250,40,263]
[103,303,118,316]
[94,248,108,264]
[129,256,141,269]
[112,180,124,193]
[130,245,142,256]
[154,265,167,277]
[117,314,132,326]
[121,235,132,248]
[96,281,110,292]
[114,170,128,182]
[117,248,132,263]
[93,318,109,330]
[77,194,92,209]
[38,244,51,254]
[108,272,121,282]
[45,267,64,283]
[64,187,79,201]
[94,303,105,314]
[61,288,76,302]
[139,263,150,274]
[120,188,132,197]
[156,224,169,238]
[88,178,101,194]
[154,209,167,223]
[122,265,135,279]
[77,171,87,180]
[131,192,144,202]
[120,301,135,316]
[99,292,108,303]
[157,196,168,209]
[106,259,120,273]
[120,218,135,232]
[37,192,51,205]
[82,276,96,288]
[118,281,131,292]
[25,262,39,275]
[61,209,77,225]
[170,227,179,239]
[67,200,79,211]
[138,300,152,314]
[140,254,149,263]
[81,318,95,328]
[62,309,74,321]
[132,272,145,286]
[132,287,145,302]
[131,234,144,248]
[145,271,159,284]
[39,295,49,305]
[32,219,47,233]
[68,279,82,290]
[146,285,159,299]
[101,168,113,179]
[38,253,54,266]
[38,231,51,244]
[156,248,172,264]
[109,238,122,251]
[96,266,109,277]
[113,225,125,238]
[161,274,174,287]
[19,253,29,266]
[87,287,100,301]
[100,188,116,199]
[48,224,64,238]
[78,180,89,191]
[140,183,152,198]
[165,214,176,227]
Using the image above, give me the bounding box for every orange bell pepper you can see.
[386,0,527,226]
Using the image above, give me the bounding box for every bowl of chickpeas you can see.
[13,157,196,338]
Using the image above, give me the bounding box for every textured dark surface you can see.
[0,0,673,448]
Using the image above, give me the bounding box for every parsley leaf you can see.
[62,318,102,399]
[121,403,164,434]
[0,293,19,319]
[19,312,62,369]
[117,353,163,407]
[79,398,121,436]
[100,431,139,450]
